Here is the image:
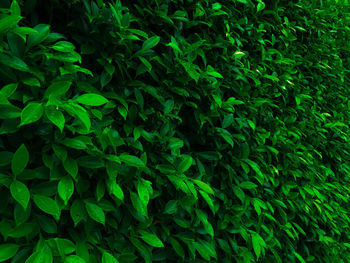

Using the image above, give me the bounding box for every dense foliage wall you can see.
[0,0,349,262]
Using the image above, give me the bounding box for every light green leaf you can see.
[193,179,214,195]
[76,93,109,106]
[48,238,76,255]
[0,244,19,262]
[10,180,30,210]
[139,230,164,247]
[293,251,306,263]
[102,252,119,263]
[27,24,50,48]
[177,155,193,173]
[136,181,149,205]
[118,106,127,120]
[62,103,91,131]
[108,181,124,201]
[233,51,246,58]
[85,202,105,225]
[142,36,160,51]
[10,0,21,16]
[20,102,44,126]
[64,255,86,263]
[180,60,201,83]
[0,15,21,33]
[25,243,53,263]
[138,56,152,71]
[252,232,266,260]
[45,106,65,132]
[58,176,74,205]
[33,195,61,220]
[11,144,29,176]
[50,41,75,52]
[257,2,265,12]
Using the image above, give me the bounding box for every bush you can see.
[0,0,349,262]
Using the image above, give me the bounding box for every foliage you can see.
[0,0,349,262]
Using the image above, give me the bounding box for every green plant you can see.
[0,0,349,262]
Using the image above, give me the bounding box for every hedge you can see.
[0,0,349,262]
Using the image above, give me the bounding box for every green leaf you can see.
[76,93,109,106]
[63,158,79,179]
[22,77,40,87]
[50,41,75,52]
[239,181,258,189]
[141,36,160,51]
[233,51,246,58]
[180,60,201,83]
[20,102,44,126]
[37,215,57,234]
[0,104,21,119]
[0,15,21,33]
[102,252,119,263]
[58,176,74,205]
[48,238,76,255]
[252,232,265,260]
[0,244,19,262]
[10,0,21,16]
[0,53,30,72]
[242,159,264,182]
[64,255,86,263]
[0,83,18,98]
[108,181,124,201]
[12,144,29,176]
[27,24,50,48]
[25,243,53,263]
[199,190,215,214]
[293,251,306,263]
[139,230,164,247]
[85,201,105,225]
[138,56,152,71]
[130,191,147,217]
[10,180,30,210]
[194,241,211,260]
[33,195,61,220]
[45,106,65,132]
[257,2,265,12]
[118,106,127,120]
[62,103,91,131]
[44,80,72,98]
[177,155,193,173]
[0,151,13,166]
[206,65,223,78]
[169,237,185,259]
[136,181,149,205]
[119,154,145,168]
[61,138,87,150]
[193,179,214,195]
[70,200,86,226]
[96,180,105,202]
[7,32,25,57]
